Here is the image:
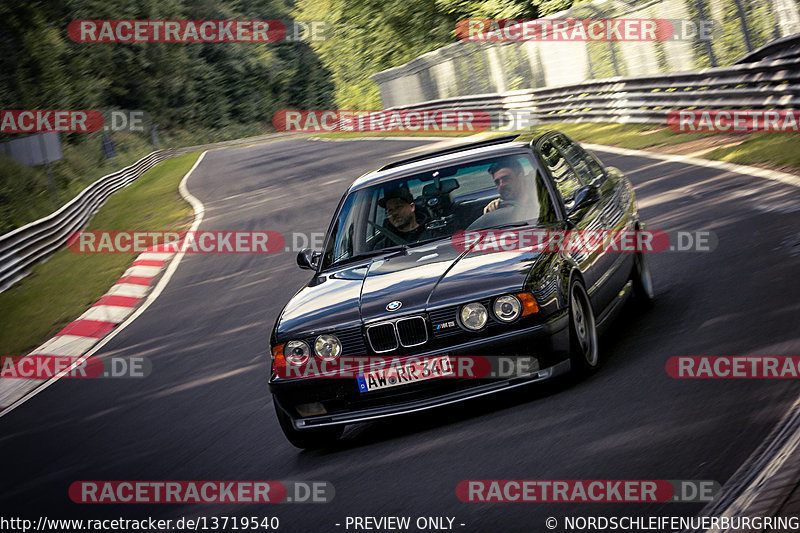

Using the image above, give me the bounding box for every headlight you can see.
[493,295,522,322]
[460,302,488,330]
[314,334,342,361]
[284,340,311,365]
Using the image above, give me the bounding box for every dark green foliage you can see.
[0,0,334,136]
[0,0,334,231]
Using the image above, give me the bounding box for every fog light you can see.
[314,334,342,361]
[460,302,488,330]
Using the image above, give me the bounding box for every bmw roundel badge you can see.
[386,300,403,311]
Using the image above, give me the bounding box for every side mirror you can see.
[567,185,600,216]
[296,248,320,270]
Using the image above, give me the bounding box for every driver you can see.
[483,157,530,213]
[371,185,427,249]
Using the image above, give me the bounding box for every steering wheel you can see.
[367,220,406,246]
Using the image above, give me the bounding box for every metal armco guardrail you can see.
[386,57,800,125]
[0,132,297,293]
[0,150,173,293]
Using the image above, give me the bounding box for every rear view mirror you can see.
[422,178,460,196]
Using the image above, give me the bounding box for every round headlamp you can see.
[493,295,522,322]
[284,340,311,365]
[460,302,488,331]
[314,334,342,361]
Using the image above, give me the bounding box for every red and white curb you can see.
[0,151,207,413]
[0,249,176,408]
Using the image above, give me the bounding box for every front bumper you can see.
[270,312,570,430]
[279,359,571,429]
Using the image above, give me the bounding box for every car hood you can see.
[275,239,542,339]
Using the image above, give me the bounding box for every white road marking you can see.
[583,143,800,189]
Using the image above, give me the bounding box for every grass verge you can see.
[315,123,800,174]
[544,123,800,173]
[0,152,200,357]
[545,122,718,149]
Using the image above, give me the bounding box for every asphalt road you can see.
[1,137,799,532]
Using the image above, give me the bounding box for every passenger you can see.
[483,157,531,214]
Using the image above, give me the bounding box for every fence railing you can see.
[0,150,173,292]
[0,132,296,293]
[386,57,800,125]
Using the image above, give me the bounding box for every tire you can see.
[631,251,655,308]
[568,279,600,375]
[273,399,343,450]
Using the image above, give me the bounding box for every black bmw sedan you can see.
[269,130,654,448]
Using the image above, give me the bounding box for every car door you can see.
[536,134,608,311]
[554,133,632,312]
[541,133,615,312]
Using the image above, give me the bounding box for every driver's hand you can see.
[483,198,501,214]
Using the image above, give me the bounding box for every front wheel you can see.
[631,251,655,308]
[274,398,343,450]
[568,279,600,375]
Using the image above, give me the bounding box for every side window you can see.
[584,152,606,184]
[539,138,582,206]
[367,188,383,240]
[553,134,605,184]
[322,189,366,268]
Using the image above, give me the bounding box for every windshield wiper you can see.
[330,245,408,267]
[482,221,533,230]
[406,236,449,248]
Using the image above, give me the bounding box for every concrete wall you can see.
[371,0,800,108]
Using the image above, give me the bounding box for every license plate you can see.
[356,355,454,392]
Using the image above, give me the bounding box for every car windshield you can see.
[321,153,558,270]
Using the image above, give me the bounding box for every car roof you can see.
[348,129,551,191]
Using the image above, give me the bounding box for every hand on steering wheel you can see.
[484,199,516,214]
[483,198,501,214]
[366,220,406,246]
